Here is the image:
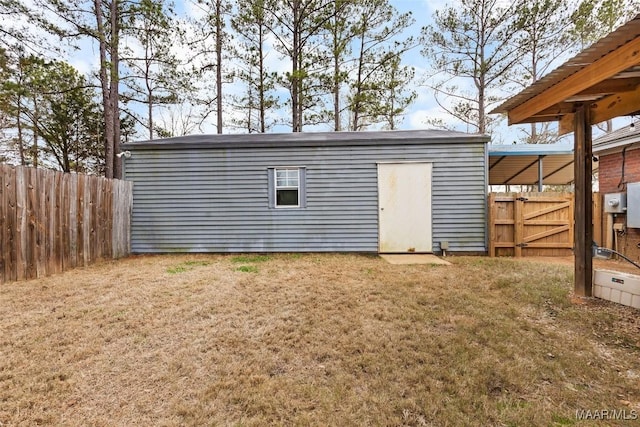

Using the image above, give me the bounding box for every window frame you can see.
[274,167,301,208]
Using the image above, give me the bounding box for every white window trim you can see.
[274,167,300,208]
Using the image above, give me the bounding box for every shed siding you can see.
[124,141,486,253]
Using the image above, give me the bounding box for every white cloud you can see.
[68,57,96,77]
[263,35,292,75]
[419,0,450,14]
[183,0,209,21]
[407,106,464,131]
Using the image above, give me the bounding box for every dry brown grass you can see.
[1,254,639,426]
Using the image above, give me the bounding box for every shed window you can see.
[275,168,299,207]
[268,167,306,209]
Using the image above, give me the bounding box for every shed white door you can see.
[378,162,432,253]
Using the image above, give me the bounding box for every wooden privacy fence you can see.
[0,164,133,284]
[488,192,602,257]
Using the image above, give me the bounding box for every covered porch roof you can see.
[491,14,640,130]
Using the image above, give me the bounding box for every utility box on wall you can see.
[604,192,627,214]
[627,183,640,228]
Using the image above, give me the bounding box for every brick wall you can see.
[598,147,640,193]
[598,147,640,263]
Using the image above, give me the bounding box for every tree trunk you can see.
[32,97,38,168]
[111,0,122,179]
[216,0,223,134]
[63,143,70,172]
[333,40,340,131]
[145,38,153,140]
[532,47,537,143]
[352,31,366,132]
[148,89,153,140]
[94,0,113,178]
[246,73,253,132]
[332,3,340,132]
[478,88,485,135]
[296,54,303,132]
[16,94,24,166]
[259,22,266,133]
[291,1,300,132]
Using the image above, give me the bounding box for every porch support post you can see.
[574,104,593,297]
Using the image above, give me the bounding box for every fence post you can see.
[25,167,38,280]
[15,167,27,281]
[488,193,495,257]
[514,193,524,258]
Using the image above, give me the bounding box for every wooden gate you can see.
[489,193,575,257]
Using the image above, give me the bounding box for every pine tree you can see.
[421,0,525,134]
[348,0,415,131]
[190,0,232,133]
[262,0,334,132]
[121,0,191,139]
[3,57,104,172]
[320,0,354,131]
[231,0,279,133]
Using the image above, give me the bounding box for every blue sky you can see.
[391,0,453,131]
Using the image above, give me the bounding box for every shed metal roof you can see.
[122,129,490,150]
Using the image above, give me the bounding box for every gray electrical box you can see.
[604,192,627,213]
[627,183,640,228]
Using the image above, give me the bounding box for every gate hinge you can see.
[516,243,528,248]
[516,197,528,202]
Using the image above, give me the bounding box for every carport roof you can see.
[488,144,597,185]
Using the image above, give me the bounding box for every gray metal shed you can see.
[121,129,489,254]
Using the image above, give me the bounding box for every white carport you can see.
[489,144,598,189]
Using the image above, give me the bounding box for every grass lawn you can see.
[1,254,639,426]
